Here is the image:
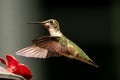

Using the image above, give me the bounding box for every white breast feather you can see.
[49,28,62,36]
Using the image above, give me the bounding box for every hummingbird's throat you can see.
[49,28,62,36]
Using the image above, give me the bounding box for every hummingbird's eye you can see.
[49,21,53,24]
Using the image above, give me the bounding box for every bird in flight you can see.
[16,19,99,68]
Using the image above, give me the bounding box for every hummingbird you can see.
[16,19,99,68]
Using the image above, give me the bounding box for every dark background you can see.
[0,0,119,80]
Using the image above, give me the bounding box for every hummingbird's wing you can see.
[16,36,67,58]
[16,46,48,58]
[32,36,68,56]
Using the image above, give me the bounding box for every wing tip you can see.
[15,46,49,59]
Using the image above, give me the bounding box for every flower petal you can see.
[0,57,7,65]
[0,57,6,65]
[0,66,26,80]
[6,54,19,72]
[5,54,32,80]
[15,64,32,80]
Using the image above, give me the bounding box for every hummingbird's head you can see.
[40,19,60,31]
[29,19,62,36]
[40,19,62,36]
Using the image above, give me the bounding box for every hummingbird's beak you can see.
[28,22,43,24]
[28,21,46,27]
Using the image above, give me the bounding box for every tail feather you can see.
[59,52,99,68]
[74,55,99,68]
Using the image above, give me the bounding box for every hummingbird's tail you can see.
[59,52,99,68]
[74,54,99,68]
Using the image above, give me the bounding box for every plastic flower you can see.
[0,54,32,80]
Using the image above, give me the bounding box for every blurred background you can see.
[0,0,119,80]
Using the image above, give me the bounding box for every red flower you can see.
[0,54,32,80]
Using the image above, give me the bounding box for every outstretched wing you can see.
[16,46,48,58]
[32,36,67,53]
[16,36,68,58]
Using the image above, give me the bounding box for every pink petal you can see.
[6,54,19,72]
[0,57,7,65]
[15,64,32,80]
